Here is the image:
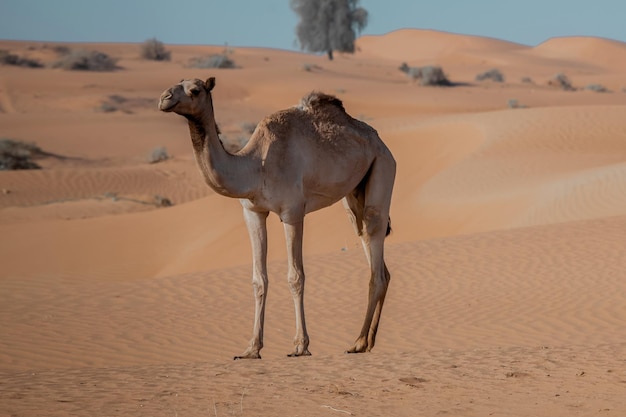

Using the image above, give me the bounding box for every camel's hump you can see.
[298,92,345,112]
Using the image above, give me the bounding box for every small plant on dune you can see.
[98,102,118,113]
[0,139,43,170]
[399,63,451,86]
[476,68,505,83]
[140,38,171,61]
[188,54,236,69]
[420,66,451,86]
[153,195,173,207]
[53,49,119,71]
[0,50,43,68]
[97,94,154,113]
[521,76,534,84]
[507,98,527,109]
[585,84,609,93]
[51,45,71,56]
[548,73,575,91]
[302,63,323,72]
[148,146,170,164]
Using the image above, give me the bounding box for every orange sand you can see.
[1,30,626,416]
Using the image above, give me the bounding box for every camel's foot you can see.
[287,341,311,357]
[287,348,312,357]
[233,352,261,360]
[233,346,262,360]
[345,337,370,354]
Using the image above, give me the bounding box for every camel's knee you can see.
[363,206,385,236]
[368,264,391,295]
[251,276,268,299]
[287,270,305,296]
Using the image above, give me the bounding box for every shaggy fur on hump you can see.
[299,92,346,112]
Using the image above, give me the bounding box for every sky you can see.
[1,0,625,50]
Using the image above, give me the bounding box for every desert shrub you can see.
[399,63,451,86]
[148,146,170,163]
[0,139,43,170]
[420,66,451,86]
[0,50,43,68]
[507,98,527,109]
[521,76,534,84]
[403,66,450,86]
[97,95,153,113]
[585,84,609,93]
[548,73,575,91]
[53,49,119,71]
[98,102,118,113]
[97,95,125,113]
[476,68,504,82]
[399,62,410,73]
[140,38,171,61]
[153,195,173,207]
[188,54,236,69]
[51,45,71,55]
[107,95,127,105]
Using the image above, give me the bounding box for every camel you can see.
[159,77,396,359]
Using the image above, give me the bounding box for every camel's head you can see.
[158,77,216,116]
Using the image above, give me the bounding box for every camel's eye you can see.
[190,88,201,96]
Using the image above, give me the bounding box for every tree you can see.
[290,0,368,60]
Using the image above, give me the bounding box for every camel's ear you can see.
[205,77,216,92]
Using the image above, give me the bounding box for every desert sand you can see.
[1,29,626,416]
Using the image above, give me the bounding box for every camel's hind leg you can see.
[344,155,395,353]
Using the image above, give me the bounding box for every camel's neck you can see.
[185,97,257,199]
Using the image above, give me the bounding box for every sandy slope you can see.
[1,30,626,416]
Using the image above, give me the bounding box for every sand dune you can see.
[533,36,626,70]
[2,29,626,416]
[357,29,526,62]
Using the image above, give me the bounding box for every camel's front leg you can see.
[235,207,269,360]
[284,220,311,357]
[347,207,391,354]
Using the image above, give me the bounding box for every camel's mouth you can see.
[158,98,178,112]
[158,90,180,112]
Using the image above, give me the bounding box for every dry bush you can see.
[476,68,504,82]
[188,54,236,69]
[585,84,609,93]
[53,49,119,71]
[548,73,575,91]
[507,98,527,109]
[0,50,43,68]
[148,146,170,164]
[140,38,171,61]
[0,139,43,170]
[97,95,154,113]
[153,195,173,207]
[399,63,451,86]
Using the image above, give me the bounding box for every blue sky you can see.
[1,0,625,50]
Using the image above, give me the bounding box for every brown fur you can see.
[299,92,346,112]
